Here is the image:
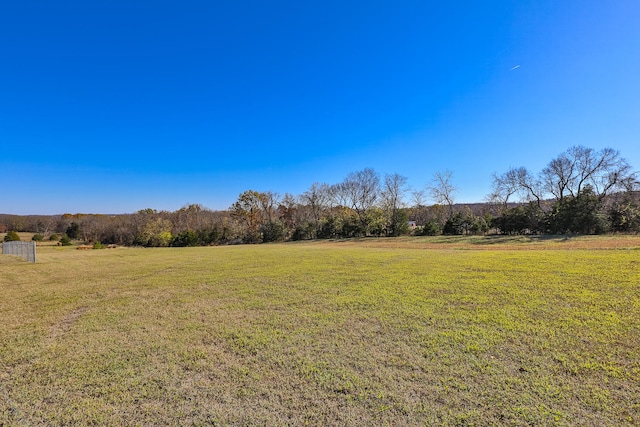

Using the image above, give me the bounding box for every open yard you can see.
[1,236,639,425]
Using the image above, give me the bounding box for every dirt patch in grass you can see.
[46,306,89,344]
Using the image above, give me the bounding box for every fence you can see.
[1,241,37,263]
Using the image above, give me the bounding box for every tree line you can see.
[2,146,639,246]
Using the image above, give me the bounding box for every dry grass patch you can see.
[1,241,639,425]
[315,234,640,250]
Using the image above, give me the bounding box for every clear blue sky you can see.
[2,1,639,215]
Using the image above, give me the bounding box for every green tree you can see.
[366,206,386,237]
[198,227,222,245]
[468,214,490,235]
[420,221,441,236]
[390,208,409,237]
[549,186,607,234]
[442,212,466,235]
[66,222,80,239]
[492,206,528,235]
[492,203,544,235]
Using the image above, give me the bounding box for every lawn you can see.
[1,237,639,425]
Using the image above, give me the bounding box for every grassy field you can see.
[1,236,639,426]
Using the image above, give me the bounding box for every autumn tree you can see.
[138,217,173,246]
[277,193,298,239]
[230,190,283,243]
[230,190,264,243]
[608,192,640,233]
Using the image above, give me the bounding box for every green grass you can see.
[1,239,639,425]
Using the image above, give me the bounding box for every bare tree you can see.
[174,203,207,232]
[541,151,577,201]
[516,167,544,206]
[411,189,426,208]
[488,169,521,208]
[277,193,298,236]
[329,182,350,208]
[341,168,381,234]
[541,146,637,201]
[381,173,409,236]
[331,168,380,235]
[382,173,408,211]
[301,182,331,224]
[429,170,457,219]
[489,167,543,208]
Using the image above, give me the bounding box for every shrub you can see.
[199,228,221,245]
[49,233,60,241]
[59,235,73,246]
[3,231,21,242]
[170,230,200,247]
[149,231,173,247]
[261,221,286,243]
[93,241,105,249]
[32,233,44,242]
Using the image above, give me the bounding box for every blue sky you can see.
[1,1,639,215]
